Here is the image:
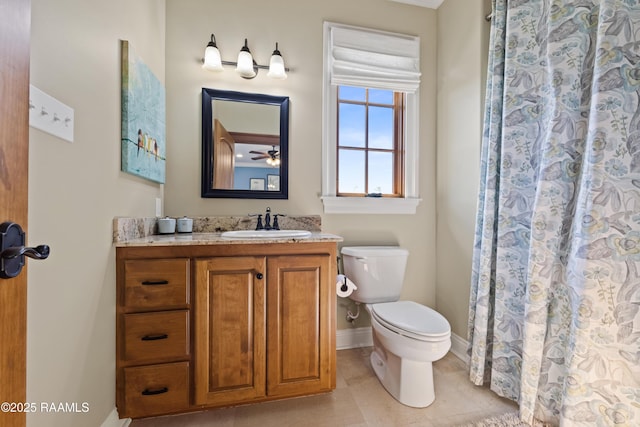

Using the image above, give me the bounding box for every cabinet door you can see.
[194,257,266,405]
[267,255,335,396]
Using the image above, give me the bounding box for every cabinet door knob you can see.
[256,273,263,279]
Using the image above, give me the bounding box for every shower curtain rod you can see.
[485,12,492,21]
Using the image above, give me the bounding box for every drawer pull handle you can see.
[141,333,169,341]
[141,387,169,396]
[141,280,169,285]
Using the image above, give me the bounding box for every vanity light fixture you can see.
[236,39,257,78]
[201,34,289,80]
[202,34,224,71]
[267,43,287,80]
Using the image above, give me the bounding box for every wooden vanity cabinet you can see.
[116,241,337,419]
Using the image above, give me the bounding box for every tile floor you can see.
[131,348,517,427]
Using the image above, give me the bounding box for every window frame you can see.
[336,88,405,198]
[322,22,421,214]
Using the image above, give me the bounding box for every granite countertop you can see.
[113,215,342,247]
[115,232,343,247]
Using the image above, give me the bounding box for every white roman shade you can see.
[327,22,421,93]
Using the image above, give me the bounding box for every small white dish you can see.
[177,217,193,233]
[157,217,176,234]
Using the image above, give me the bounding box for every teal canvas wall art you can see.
[121,40,166,183]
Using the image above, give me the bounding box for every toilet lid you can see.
[371,301,450,340]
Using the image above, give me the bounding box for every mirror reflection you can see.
[202,89,289,199]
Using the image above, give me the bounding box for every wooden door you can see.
[0,0,30,426]
[266,255,335,397]
[193,257,266,406]
[213,119,235,189]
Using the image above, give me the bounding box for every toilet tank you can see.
[341,246,409,303]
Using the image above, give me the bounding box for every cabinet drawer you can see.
[123,362,189,418]
[124,259,189,309]
[122,310,189,362]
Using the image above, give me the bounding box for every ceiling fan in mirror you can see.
[251,145,280,166]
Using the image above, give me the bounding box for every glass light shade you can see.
[267,157,281,166]
[267,53,287,79]
[202,35,223,72]
[236,50,256,78]
[203,44,223,71]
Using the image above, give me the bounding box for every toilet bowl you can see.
[366,301,451,408]
[340,246,451,408]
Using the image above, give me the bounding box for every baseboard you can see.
[450,332,469,364]
[336,327,373,350]
[100,407,130,427]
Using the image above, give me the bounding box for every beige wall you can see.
[28,1,165,426]
[164,0,437,330]
[436,0,491,337]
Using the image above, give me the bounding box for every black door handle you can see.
[0,222,50,279]
[1,245,50,260]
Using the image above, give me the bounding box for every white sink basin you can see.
[221,230,312,239]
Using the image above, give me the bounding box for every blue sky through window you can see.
[338,86,395,194]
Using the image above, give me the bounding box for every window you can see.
[337,86,404,197]
[322,22,421,214]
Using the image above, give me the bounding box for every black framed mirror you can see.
[201,88,289,199]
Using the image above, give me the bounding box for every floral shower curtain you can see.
[468,0,640,425]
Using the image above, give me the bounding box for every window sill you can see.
[321,196,421,214]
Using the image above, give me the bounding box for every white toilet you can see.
[341,246,451,408]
